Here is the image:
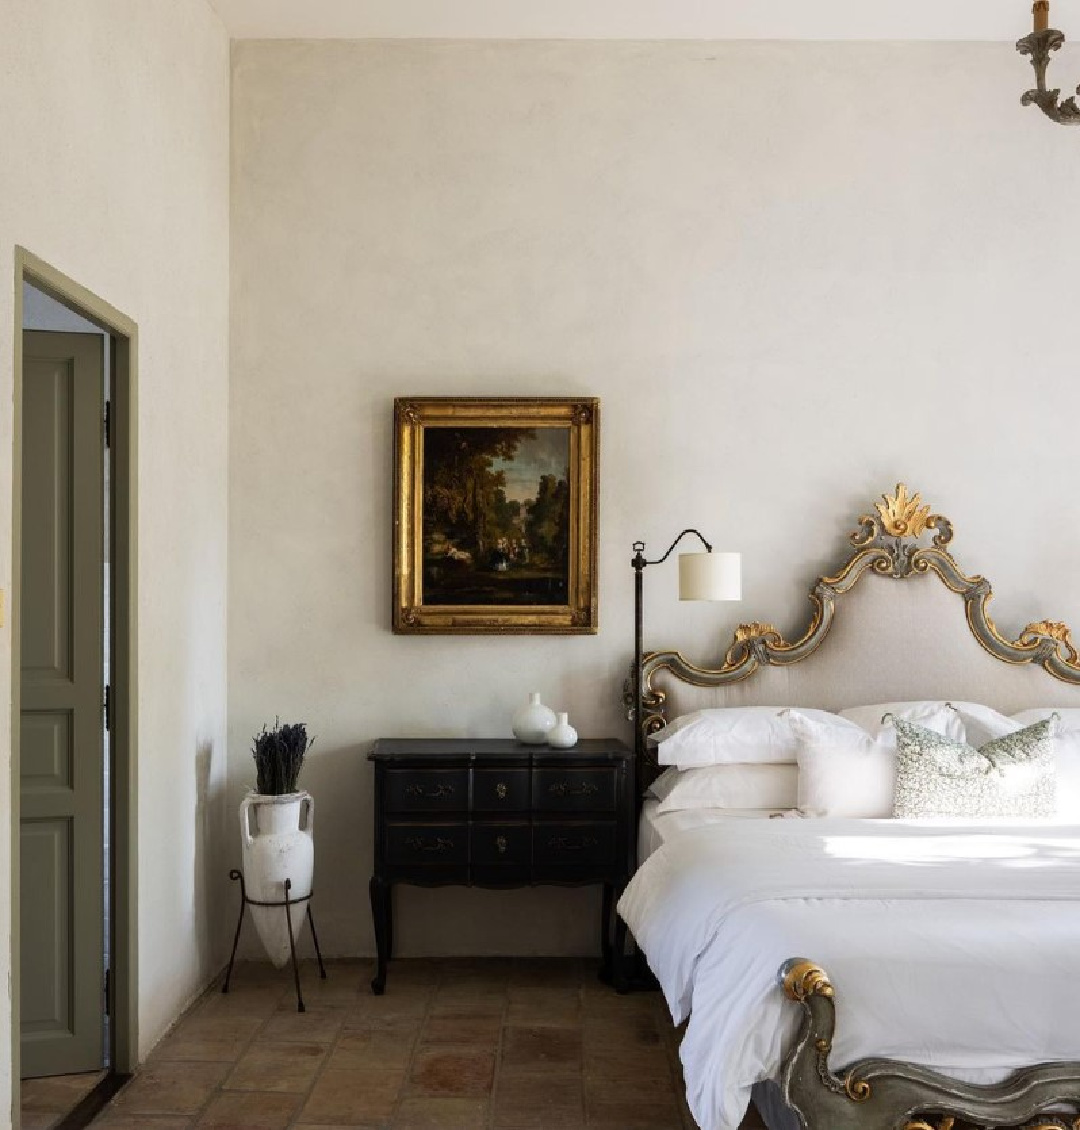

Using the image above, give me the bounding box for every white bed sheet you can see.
[619,816,1080,1130]
[637,798,795,862]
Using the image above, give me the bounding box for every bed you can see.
[618,485,1080,1130]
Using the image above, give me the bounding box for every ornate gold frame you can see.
[393,397,599,635]
[636,484,1080,757]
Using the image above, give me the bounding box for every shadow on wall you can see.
[194,737,230,974]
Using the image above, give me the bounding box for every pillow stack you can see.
[645,701,1080,821]
[646,706,830,814]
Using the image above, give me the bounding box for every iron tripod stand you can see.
[222,868,327,1012]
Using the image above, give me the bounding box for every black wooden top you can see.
[369,738,631,762]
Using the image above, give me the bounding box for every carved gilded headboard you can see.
[632,484,1080,783]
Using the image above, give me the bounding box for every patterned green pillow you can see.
[889,714,1058,819]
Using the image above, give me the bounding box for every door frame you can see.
[11,247,138,1120]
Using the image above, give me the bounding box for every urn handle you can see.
[300,793,315,837]
[239,794,256,848]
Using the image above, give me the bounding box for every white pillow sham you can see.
[789,704,963,818]
[647,763,798,814]
[950,705,1080,819]
[840,701,959,733]
[650,706,840,768]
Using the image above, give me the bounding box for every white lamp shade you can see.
[678,551,741,601]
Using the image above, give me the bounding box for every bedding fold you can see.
[617,817,1080,1130]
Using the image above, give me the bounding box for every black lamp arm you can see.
[632,528,713,570]
[631,526,716,778]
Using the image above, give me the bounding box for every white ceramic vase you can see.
[548,713,578,749]
[512,692,557,744]
[239,790,314,968]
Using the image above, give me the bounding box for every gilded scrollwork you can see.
[780,956,1080,1130]
[635,483,1080,751]
[1021,620,1080,664]
[875,483,932,538]
[782,960,835,1003]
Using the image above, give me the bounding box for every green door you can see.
[20,330,106,1078]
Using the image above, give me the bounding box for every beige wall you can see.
[0,0,231,1103]
[229,39,1080,958]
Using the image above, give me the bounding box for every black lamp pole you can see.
[632,529,713,763]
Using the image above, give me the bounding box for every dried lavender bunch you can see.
[252,719,312,795]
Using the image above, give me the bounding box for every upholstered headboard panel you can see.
[635,485,1080,783]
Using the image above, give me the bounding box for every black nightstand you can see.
[368,738,634,994]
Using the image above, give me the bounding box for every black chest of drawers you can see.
[368,737,634,994]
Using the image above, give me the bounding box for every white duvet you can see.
[617,817,1080,1130]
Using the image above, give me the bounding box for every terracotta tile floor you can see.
[21,1070,106,1129]
[87,958,769,1129]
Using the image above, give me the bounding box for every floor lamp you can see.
[631,532,742,765]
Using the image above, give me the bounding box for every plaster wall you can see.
[0,0,231,1104]
[229,39,1080,959]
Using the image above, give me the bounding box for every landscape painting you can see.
[393,398,599,634]
[423,427,569,606]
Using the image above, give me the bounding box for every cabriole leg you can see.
[370,876,390,995]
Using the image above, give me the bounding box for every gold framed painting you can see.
[393,397,599,634]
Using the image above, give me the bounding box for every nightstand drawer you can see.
[533,767,616,812]
[386,823,469,865]
[533,821,616,869]
[384,769,468,813]
[473,769,530,812]
[471,821,530,865]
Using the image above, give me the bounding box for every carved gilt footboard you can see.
[778,959,1080,1130]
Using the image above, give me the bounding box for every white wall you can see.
[229,39,1080,958]
[209,0,1029,42]
[0,0,231,1105]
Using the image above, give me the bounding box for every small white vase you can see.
[548,713,578,749]
[239,790,314,968]
[512,692,557,744]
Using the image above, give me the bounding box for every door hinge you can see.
[104,400,112,449]
[104,967,112,1018]
[104,684,112,732]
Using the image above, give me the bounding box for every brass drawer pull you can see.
[496,835,508,854]
[404,836,454,853]
[496,782,508,799]
[404,783,455,799]
[548,835,599,852]
[548,781,600,798]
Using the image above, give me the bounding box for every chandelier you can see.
[1017,1,1080,123]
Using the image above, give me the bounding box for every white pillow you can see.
[951,705,1080,820]
[790,704,964,818]
[892,715,1057,819]
[647,764,798,814]
[840,701,956,732]
[650,706,841,769]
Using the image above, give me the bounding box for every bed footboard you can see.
[778,958,1080,1130]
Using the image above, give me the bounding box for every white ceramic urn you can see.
[239,791,314,968]
[548,713,578,749]
[512,692,557,744]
